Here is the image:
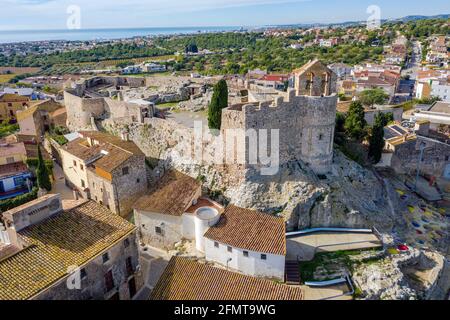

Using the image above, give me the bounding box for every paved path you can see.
[301,283,353,300]
[287,232,382,261]
[133,246,169,300]
[50,163,75,200]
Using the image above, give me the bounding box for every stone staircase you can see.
[285,260,301,285]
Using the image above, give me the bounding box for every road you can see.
[401,40,422,80]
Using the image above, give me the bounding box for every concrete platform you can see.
[301,283,353,300]
[287,232,382,261]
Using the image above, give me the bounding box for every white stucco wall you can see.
[204,238,285,280]
[60,148,89,191]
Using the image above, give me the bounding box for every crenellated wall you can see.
[222,78,337,174]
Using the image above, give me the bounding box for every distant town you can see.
[0,13,449,303]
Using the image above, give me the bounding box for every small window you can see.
[214,242,219,248]
[95,196,98,201]
[243,251,249,257]
[80,164,84,171]
[80,268,87,280]
[106,205,110,210]
[227,246,232,253]
[136,178,140,184]
[81,179,86,188]
[102,252,110,264]
[124,238,130,248]
[155,226,163,235]
[6,157,15,164]
[73,160,77,167]
[319,134,323,141]
[92,182,95,188]
[99,200,103,205]
[122,167,129,175]
[261,254,267,260]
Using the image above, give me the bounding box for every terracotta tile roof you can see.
[204,205,286,255]
[150,257,303,300]
[79,131,143,156]
[0,142,26,158]
[0,200,135,300]
[16,99,62,121]
[134,170,201,216]
[0,162,29,179]
[63,137,104,161]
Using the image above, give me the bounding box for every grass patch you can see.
[0,74,16,83]
[156,101,179,109]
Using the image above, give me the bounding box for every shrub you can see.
[0,187,38,212]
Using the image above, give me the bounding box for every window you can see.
[80,268,87,280]
[95,196,98,201]
[80,164,84,171]
[102,252,110,264]
[92,182,95,189]
[261,254,267,260]
[81,179,85,188]
[14,176,26,187]
[122,167,129,175]
[136,178,140,183]
[155,226,163,235]
[124,238,130,248]
[73,160,77,167]
[104,270,115,292]
[6,157,15,164]
[243,251,249,257]
[227,246,232,253]
[214,242,219,248]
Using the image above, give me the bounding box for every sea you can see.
[0,26,243,44]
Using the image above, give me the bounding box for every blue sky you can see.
[1,0,449,30]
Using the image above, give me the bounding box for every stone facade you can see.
[64,76,154,130]
[34,233,142,300]
[222,60,337,174]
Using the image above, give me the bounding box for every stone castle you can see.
[221,59,337,174]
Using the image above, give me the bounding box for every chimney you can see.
[121,131,129,141]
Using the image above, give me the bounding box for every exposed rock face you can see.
[353,249,445,300]
[101,118,397,232]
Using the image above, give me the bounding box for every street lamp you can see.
[414,141,427,192]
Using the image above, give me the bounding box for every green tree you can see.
[344,101,367,141]
[208,79,228,130]
[368,113,386,164]
[359,88,389,108]
[36,145,52,191]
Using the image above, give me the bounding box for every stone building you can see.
[0,194,142,300]
[64,76,155,130]
[16,99,65,142]
[0,93,30,121]
[59,131,148,217]
[221,59,337,175]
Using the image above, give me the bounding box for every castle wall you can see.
[222,89,337,174]
[64,90,106,130]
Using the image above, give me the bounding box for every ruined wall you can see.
[221,89,337,174]
[64,90,105,130]
[391,136,450,180]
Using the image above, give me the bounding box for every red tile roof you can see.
[204,205,286,255]
[150,257,303,300]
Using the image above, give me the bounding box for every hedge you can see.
[0,187,38,212]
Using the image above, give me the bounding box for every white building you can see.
[203,205,286,281]
[134,170,286,281]
[143,63,166,73]
[122,65,142,74]
[430,80,450,102]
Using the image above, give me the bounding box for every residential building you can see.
[16,99,65,141]
[253,74,290,90]
[0,93,30,121]
[0,142,32,200]
[329,63,353,80]
[143,63,166,73]
[59,131,148,217]
[414,101,450,129]
[133,170,204,249]
[430,80,450,102]
[0,194,142,300]
[150,257,303,300]
[2,87,39,100]
[204,205,286,280]
[122,65,142,74]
